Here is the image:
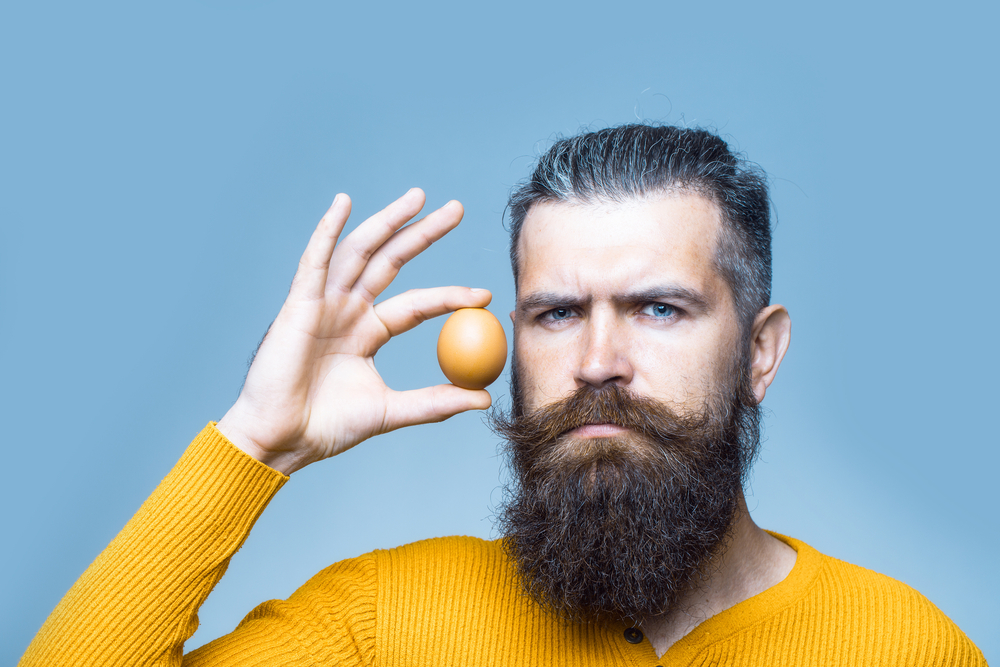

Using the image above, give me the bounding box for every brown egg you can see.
[437,308,508,390]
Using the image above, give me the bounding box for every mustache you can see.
[489,384,735,489]
[490,383,715,450]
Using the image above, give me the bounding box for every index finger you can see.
[374,286,493,337]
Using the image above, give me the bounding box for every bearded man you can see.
[21,125,985,665]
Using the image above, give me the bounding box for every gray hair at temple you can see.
[507,124,773,345]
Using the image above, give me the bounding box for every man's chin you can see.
[565,423,632,439]
[542,433,667,476]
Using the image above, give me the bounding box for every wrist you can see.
[216,410,307,476]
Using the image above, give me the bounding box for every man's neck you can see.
[638,493,797,657]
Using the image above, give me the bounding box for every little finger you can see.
[290,194,352,300]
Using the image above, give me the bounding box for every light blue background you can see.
[2,0,997,661]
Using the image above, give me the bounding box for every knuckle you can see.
[408,303,427,323]
[348,241,373,262]
[374,248,406,271]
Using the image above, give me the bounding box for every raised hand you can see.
[216,188,493,475]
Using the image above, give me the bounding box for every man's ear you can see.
[749,304,791,403]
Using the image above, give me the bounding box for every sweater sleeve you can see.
[18,423,289,667]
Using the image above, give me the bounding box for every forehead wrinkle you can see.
[516,195,728,305]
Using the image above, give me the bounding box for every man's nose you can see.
[575,315,633,389]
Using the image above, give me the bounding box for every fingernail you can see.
[470,288,488,293]
[332,193,341,206]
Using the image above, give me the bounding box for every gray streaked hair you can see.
[507,124,772,343]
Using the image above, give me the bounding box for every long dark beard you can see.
[489,364,761,624]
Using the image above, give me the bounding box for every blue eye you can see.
[549,308,572,320]
[644,303,676,318]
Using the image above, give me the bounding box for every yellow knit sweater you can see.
[20,424,986,666]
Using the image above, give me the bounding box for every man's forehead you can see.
[515,193,727,300]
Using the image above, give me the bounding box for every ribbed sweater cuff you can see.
[138,421,289,526]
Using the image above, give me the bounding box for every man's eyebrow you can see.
[516,286,711,312]
[517,292,590,311]
[620,286,711,311]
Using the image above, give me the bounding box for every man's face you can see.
[513,193,741,425]
[494,192,760,623]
